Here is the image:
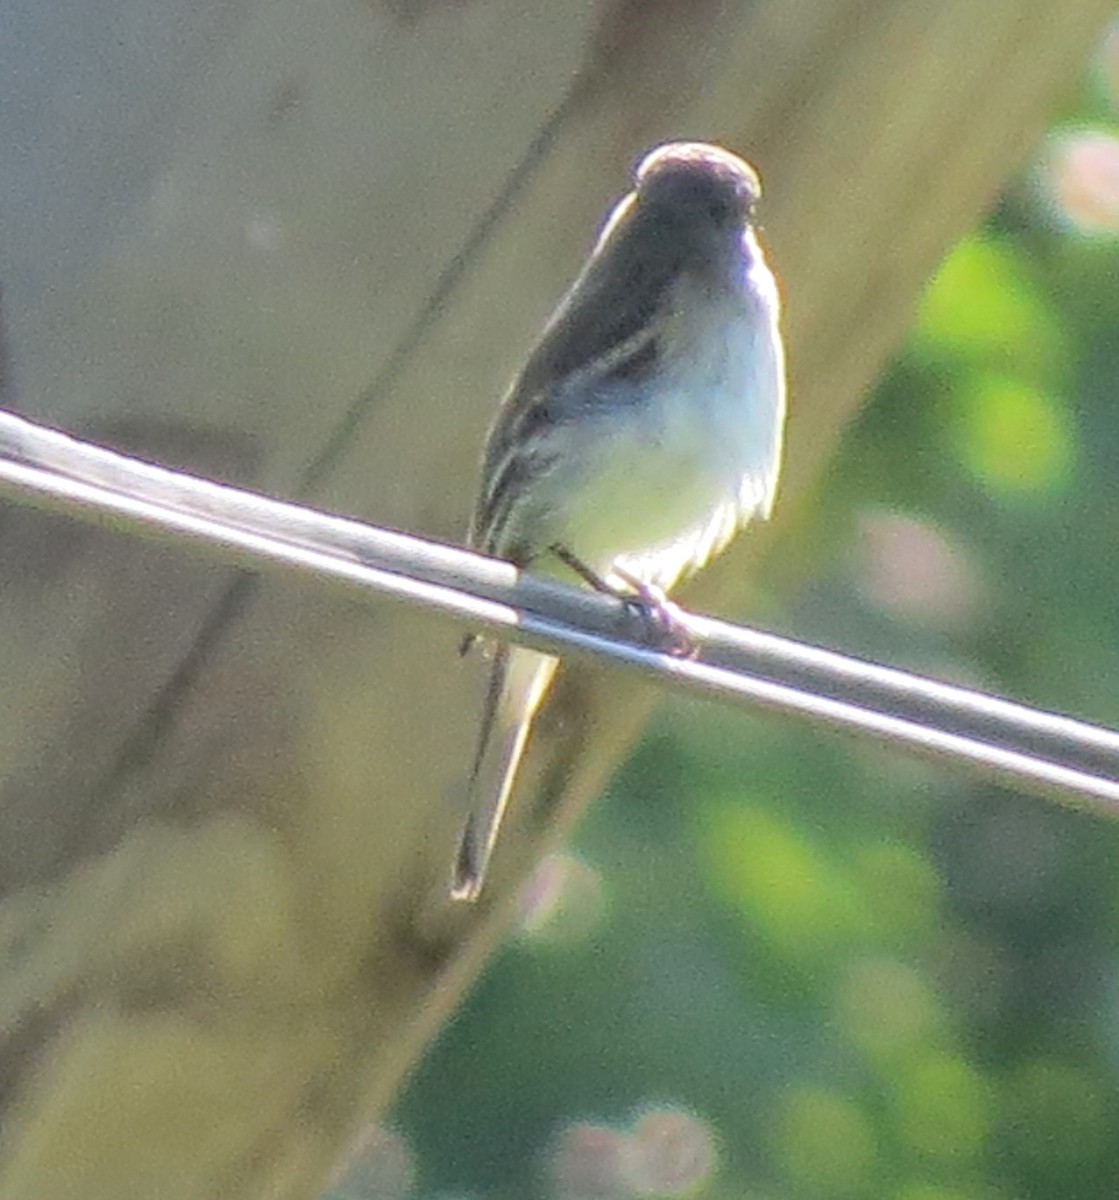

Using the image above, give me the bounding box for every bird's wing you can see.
[471,199,683,555]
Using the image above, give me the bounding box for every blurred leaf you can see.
[952,374,1076,496]
[772,1087,878,1196]
[699,802,874,963]
[850,842,944,947]
[832,958,945,1065]
[892,1053,993,1166]
[914,237,1068,384]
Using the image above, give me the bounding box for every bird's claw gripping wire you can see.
[549,544,699,659]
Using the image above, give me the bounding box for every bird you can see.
[452,140,786,901]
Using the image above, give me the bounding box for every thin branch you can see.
[2,408,1119,815]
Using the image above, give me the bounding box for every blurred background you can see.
[331,23,1119,1200]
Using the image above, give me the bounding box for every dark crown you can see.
[634,142,761,221]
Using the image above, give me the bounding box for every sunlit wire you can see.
[3,409,1119,817]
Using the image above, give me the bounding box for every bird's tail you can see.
[452,644,559,901]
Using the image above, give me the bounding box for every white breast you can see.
[542,229,786,592]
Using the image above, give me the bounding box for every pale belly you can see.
[539,330,782,590]
[500,244,785,591]
[554,416,741,577]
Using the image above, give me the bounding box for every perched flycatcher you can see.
[454,141,786,900]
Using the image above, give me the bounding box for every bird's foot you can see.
[610,565,698,659]
[549,544,698,659]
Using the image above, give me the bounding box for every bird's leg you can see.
[549,544,698,659]
[549,543,613,591]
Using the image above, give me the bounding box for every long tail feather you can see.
[452,644,559,901]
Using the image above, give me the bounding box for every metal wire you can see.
[2,408,1119,816]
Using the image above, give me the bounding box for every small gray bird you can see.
[453,141,786,900]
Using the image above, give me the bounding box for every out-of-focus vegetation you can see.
[341,31,1119,1200]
